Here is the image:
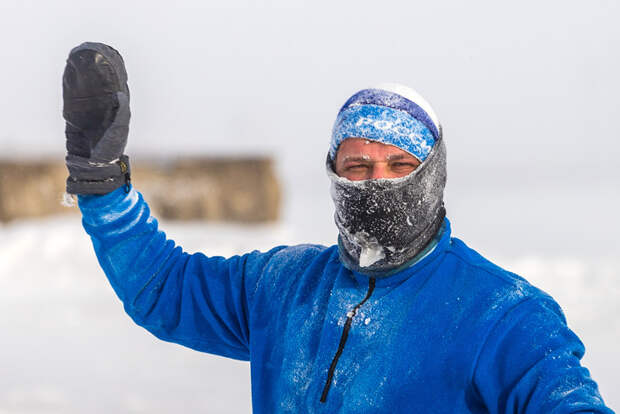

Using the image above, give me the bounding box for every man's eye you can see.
[346,164,369,171]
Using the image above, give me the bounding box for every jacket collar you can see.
[349,217,452,288]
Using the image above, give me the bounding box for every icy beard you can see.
[327,139,447,277]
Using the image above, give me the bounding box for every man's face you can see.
[334,138,421,181]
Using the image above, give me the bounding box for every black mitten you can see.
[63,42,131,194]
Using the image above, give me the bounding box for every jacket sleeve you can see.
[472,296,614,413]
[78,186,283,361]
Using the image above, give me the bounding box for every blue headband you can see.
[330,88,439,161]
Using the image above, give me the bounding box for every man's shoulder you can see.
[246,244,340,303]
[269,243,335,263]
[433,236,568,342]
[254,243,339,275]
[442,236,550,303]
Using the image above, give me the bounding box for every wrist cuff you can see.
[66,154,131,195]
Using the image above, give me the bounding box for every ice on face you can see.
[359,244,385,267]
[350,231,386,267]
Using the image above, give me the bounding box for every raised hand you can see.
[63,42,131,194]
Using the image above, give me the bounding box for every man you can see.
[64,42,613,413]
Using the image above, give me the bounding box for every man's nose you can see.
[370,163,389,179]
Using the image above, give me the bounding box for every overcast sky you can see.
[1,0,619,253]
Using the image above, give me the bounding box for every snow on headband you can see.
[330,83,441,162]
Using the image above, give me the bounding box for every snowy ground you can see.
[1,177,618,413]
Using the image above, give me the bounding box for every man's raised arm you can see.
[62,42,281,359]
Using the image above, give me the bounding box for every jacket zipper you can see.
[320,277,376,403]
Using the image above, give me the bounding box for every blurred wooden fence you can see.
[0,158,280,223]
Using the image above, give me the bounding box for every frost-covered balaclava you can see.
[327,83,447,277]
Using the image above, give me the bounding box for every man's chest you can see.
[250,277,482,413]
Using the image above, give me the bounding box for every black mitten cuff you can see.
[66,154,131,195]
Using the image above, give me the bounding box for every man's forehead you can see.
[336,138,418,160]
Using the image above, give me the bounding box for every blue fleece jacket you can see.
[78,187,613,413]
